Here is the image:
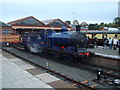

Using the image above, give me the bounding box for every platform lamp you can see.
[85,26,88,35]
[32,28,34,32]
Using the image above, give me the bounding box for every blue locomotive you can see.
[21,25,92,62]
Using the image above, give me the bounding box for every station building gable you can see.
[48,20,69,27]
[8,16,45,26]
[7,16,47,34]
[42,19,70,28]
[15,17,45,26]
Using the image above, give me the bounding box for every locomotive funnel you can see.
[76,25,81,32]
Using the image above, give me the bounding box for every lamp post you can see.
[32,28,34,32]
[85,26,88,35]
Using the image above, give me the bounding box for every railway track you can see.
[2,47,120,89]
[73,62,120,78]
[16,46,120,79]
[86,63,119,77]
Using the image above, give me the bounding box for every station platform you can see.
[1,49,77,89]
[88,46,120,59]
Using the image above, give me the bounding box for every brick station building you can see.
[0,21,13,35]
[8,16,71,34]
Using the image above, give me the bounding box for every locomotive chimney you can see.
[76,25,81,32]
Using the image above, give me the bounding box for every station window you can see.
[3,30,6,35]
[6,30,10,35]
[2,30,10,35]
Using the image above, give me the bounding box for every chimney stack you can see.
[76,25,81,32]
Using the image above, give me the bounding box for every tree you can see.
[88,23,99,30]
[81,22,87,27]
[65,20,71,25]
[98,22,110,30]
[73,20,79,25]
[108,23,117,27]
[98,23,105,30]
[114,17,120,27]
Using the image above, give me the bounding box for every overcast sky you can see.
[1,0,120,24]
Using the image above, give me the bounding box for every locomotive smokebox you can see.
[76,25,81,32]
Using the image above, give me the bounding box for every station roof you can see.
[81,30,120,34]
[41,19,70,28]
[7,16,71,30]
[41,19,57,25]
[103,27,119,31]
[8,16,46,26]
[0,21,11,27]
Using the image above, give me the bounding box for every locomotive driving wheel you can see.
[51,52,60,59]
[64,54,74,62]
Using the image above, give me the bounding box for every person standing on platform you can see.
[118,39,120,54]
[113,37,118,50]
[103,37,107,49]
[87,36,90,44]
[108,37,113,49]
[94,37,98,48]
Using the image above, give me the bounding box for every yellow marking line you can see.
[72,84,77,86]
[81,81,89,84]
[107,70,113,73]
[90,84,97,88]
[72,81,89,86]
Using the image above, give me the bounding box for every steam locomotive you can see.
[21,25,93,62]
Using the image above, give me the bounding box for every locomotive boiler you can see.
[21,25,92,62]
[49,31,88,47]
